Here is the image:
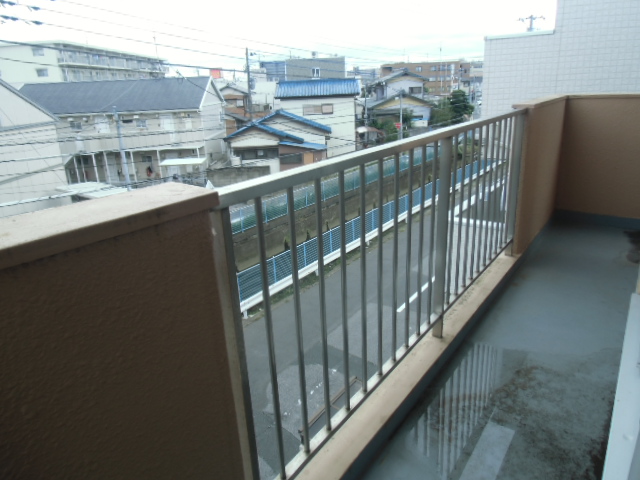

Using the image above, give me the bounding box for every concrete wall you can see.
[483,0,640,118]
[556,95,640,220]
[512,96,566,254]
[0,184,252,479]
[207,165,270,188]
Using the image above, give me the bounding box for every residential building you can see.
[19,76,226,183]
[380,60,483,97]
[218,82,273,135]
[364,92,433,126]
[0,40,167,85]
[275,78,360,157]
[482,0,640,117]
[260,56,346,82]
[347,66,379,83]
[0,79,69,218]
[225,110,330,172]
[367,69,429,100]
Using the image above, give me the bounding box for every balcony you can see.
[1,94,639,480]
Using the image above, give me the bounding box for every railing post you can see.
[209,208,260,479]
[506,112,525,253]
[431,136,454,338]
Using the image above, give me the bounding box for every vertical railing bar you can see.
[470,126,482,278]
[445,135,457,305]
[286,187,310,454]
[338,171,351,411]
[254,198,287,477]
[404,149,414,347]
[391,152,400,360]
[358,164,368,392]
[492,120,504,256]
[502,116,515,246]
[426,142,438,324]
[484,122,496,266]
[313,179,333,431]
[415,145,427,335]
[506,113,526,245]
[376,157,384,375]
[497,118,509,248]
[454,131,466,296]
[462,128,474,288]
[211,207,261,480]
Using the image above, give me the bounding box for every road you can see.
[242,176,507,478]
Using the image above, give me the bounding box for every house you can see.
[218,82,274,135]
[260,56,346,82]
[19,76,227,183]
[0,79,70,218]
[275,78,360,158]
[367,68,430,101]
[363,91,433,126]
[224,110,331,172]
[0,40,167,85]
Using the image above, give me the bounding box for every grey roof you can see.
[368,92,435,110]
[225,123,304,143]
[276,78,360,99]
[369,69,429,87]
[19,77,220,115]
[0,79,58,121]
[259,110,332,133]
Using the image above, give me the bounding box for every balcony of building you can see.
[0,94,638,480]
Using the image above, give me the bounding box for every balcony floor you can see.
[361,218,639,480]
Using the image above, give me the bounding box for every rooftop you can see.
[275,78,360,99]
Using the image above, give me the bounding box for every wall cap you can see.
[0,183,218,270]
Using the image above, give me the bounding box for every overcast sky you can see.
[1,0,557,76]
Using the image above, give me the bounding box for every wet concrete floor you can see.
[362,218,639,480]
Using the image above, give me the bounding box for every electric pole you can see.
[519,15,545,32]
[245,47,254,122]
[113,107,131,190]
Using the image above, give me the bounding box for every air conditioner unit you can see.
[82,117,88,122]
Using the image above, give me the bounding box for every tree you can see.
[449,89,474,124]
[429,90,474,128]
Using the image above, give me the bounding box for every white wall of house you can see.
[385,77,426,97]
[259,117,327,145]
[0,84,69,217]
[483,0,640,117]
[278,97,355,157]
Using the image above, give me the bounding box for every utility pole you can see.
[113,107,131,190]
[245,47,254,122]
[399,93,403,140]
[519,15,545,32]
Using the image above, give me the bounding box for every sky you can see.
[1,0,558,76]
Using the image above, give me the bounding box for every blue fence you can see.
[230,148,437,234]
[236,158,489,303]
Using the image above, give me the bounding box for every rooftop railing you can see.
[212,109,525,478]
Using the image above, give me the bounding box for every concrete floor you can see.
[361,218,639,480]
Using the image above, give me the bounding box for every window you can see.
[135,119,147,128]
[143,155,153,163]
[69,121,82,131]
[236,99,244,107]
[122,119,133,124]
[409,87,422,94]
[32,47,45,57]
[415,66,422,72]
[428,77,437,82]
[303,104,333,115]
[281,153,303,164]
[430,66,438,71]
[36,68,49,77]
[311,68,320,78]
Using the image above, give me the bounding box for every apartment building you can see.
[0,40,167,85]
[380,60,483,98]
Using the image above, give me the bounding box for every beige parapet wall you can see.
[556,94,640,221]
[0,184,252,479]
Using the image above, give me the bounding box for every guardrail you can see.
[212,111,526,480]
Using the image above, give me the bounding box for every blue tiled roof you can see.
[276,79,360,98]
[258,110,332,133]
[225,123,304,143]
[279,141,327,151]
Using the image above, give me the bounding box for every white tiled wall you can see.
[483,0,640,117]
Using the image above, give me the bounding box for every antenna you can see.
[519,15,545,32]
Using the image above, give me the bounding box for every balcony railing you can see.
[213,110,525,478]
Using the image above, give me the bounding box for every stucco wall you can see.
[556,95,640,220]
[0,184,251,479]
[512,96,566,254]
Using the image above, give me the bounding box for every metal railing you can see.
[212,110,525,479]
